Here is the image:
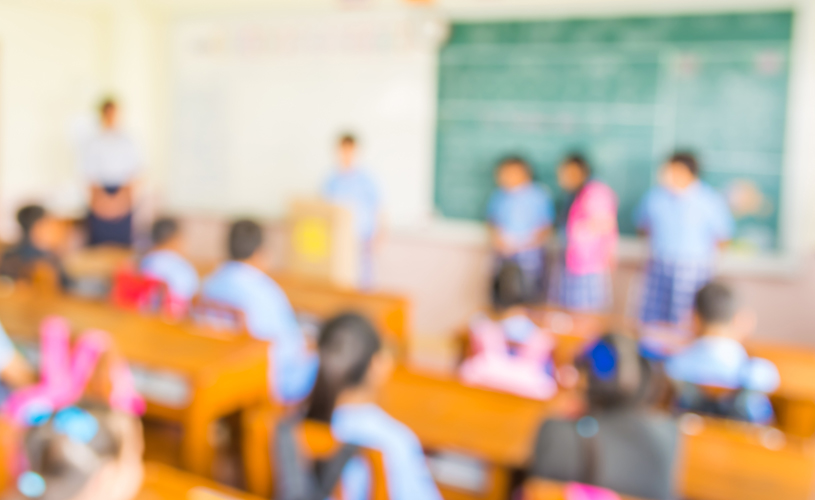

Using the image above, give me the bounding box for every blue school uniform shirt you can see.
[332,403,442,500]
[635,182,734,262]
[323,168,380,242]
[140,250,200,300]
[665,336,780,392]
[201,261,318,403]
[487,183,554,250]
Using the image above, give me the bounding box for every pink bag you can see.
[565,483,621,500]
[2,316,146,424]
[459,316,557,400]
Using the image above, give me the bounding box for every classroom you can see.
[0,0,814,499]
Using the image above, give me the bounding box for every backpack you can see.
[274,416,360,500]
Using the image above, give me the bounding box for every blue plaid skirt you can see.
[641,258,712,325]
[552,265,611,312]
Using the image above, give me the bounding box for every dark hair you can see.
[151,217,179,247]
[228,219,263,261]
[694,281,737,325]
[492,262,527,310]
[561,153,592,176]
[495,156,533,177]
[338,133,357,147]
[99,98,117,116]
[305,313,382,423]
[668,152,699,177]
[21,405,126,500]
[17,205,47,237]
[579,334,651,411]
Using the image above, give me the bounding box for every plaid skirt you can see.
[552,265,611,312]
[641,258,712,325]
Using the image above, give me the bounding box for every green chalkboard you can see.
[434,12,793,251]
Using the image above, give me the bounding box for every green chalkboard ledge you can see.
[388,217,804,279]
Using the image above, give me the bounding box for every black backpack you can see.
[274,416,360,500]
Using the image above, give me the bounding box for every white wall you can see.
[0,1,108,238]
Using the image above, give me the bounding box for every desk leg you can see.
[182,403,216,477]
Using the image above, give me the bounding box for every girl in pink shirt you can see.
[552,155,618,312]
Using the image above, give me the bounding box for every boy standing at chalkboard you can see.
[487,156,554,304]
[635,152,734,325]
[322,133,381,289]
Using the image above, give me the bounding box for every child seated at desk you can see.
[460,264,557,399]
[304,313,442,500]
[666,282,779,424]
[531,334,678,500]
[2,404,144,500]
[201,219,317,404]
[0,205,72,290]
[139,217,199,309]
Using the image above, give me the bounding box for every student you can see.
[666,282,779,424]
[322,134,381,288]
[461,264,557,400]
[531,334,677,500]
[139,217,199,305]
[80,99,142,247]
[3,404,144,500]
[552,154,618,312]
[487,156,554,304]
[0,205,72,290]
[201,219,317,403]
[0,322,35,404]
[635,152,734,325]
[305,313,442,500]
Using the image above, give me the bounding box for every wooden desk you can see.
[0,286,269,478]
[273,272,410,349]
[139,462,264,500]
[677,416,815,500]
[243,367,559,500]
[745,342,815,437]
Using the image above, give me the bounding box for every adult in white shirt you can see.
[80,99,142,246]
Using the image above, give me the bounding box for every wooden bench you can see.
[0,285,268,479]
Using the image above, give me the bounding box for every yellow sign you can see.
[293,216,330,263]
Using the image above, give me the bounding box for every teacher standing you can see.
[80,99,142,247]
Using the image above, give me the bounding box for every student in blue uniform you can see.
[140,217,199,304]
[305,313,442,500]
[487,156,554,303]
[635,153,734,325]
[0,205,73,290]
[0,321,36,404]
[322,134,381,289]
[201,219,317,404]
[666,282,779,423]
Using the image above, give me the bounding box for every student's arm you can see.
[488,225,514,256]
[1,352,36,388]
